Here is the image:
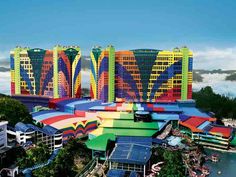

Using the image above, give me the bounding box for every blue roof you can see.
[31,110,56,117]
[181,107,210,117]
[75,100,103,111]
[43,125,62,135]
[15,122,34,132]
[151,113,179,121]
[197,121,211,130]
[117,136,152,146]
[179,114,190,121]
[107,169,125,177]
[65,100,90,108]
[106,170,138,177]
[109,143,151,165]
[14,122,61,136]
[154,104,181,112]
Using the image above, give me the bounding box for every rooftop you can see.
[86,133,116,151]
[209,125,233,138]
[109,143,151,165]
[0,121,8,126]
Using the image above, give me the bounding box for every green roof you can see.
[101,120,160,130]
[120,113,134,119]
[102,128,157,137]
[86,133,116,151]
[230,135,236,146]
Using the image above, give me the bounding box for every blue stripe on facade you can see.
[41,66,53,95]
[10,56,14,70]
[98,57,108,78]
[115,63,140,100]
[58,57,70,85]
[91,59,97,83]
[73,58,81,85]
[20,65,33,94]
[150,60,182,100]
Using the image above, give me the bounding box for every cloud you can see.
[0,71,10,95]
[0,50,9,67]
[194,47,236,70]
[193,73,236,98]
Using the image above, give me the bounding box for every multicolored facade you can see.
[90,46,193,102]
[90,45,115,102]
[10,46,81,98]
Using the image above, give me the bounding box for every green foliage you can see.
[0,93,10,98]
[33,138,91,177]
[0,146,26,169]
[0,97,33,126]
[17,143,50,169]
[226,73,236,81]
[152,147,185,177]
[193,86,236,120]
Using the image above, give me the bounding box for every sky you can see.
[1,0,236,69]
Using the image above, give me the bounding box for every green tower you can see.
[107,45,115,102]
[181,47,189,100]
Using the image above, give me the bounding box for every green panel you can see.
[230,135,236,146]
[108,45,115,102]
[119,113,134,120]
[86,133,116,151]
[53,46,59,98]
[106,120,160,129]
[181,47,189,100]
[103,128,157,137]
[13,47,22,94]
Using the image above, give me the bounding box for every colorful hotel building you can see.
[90,46,193,102]
[10,46,81,98]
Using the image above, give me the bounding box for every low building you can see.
[179,116,234,149]
[0,121,8,150]
[108,137,152,177]
[0,121,10,168]
[7,122,63,151]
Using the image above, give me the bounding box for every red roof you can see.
[183,117,207,128]
[209,126,232,138]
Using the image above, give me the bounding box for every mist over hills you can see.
[0,66,10,72]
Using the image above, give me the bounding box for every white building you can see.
[7,122,63,151]
[0,121,8,149]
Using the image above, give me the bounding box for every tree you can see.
[193,86,236,120]
[0,97,33,126]
[159,150,185,177]
[33,138,92,177]
[152,147,185,177]
[17,143,50,169]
